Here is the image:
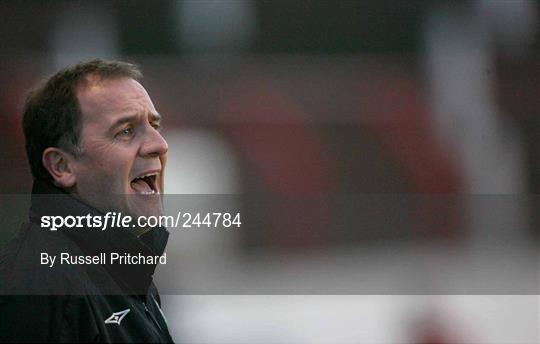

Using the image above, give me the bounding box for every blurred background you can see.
[0,0,539,343]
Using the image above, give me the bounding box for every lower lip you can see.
[131,190,160,195]
[137,191,157,195]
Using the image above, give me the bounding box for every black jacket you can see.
[0,180,174,343]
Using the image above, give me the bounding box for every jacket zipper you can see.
[151,295,170,328]
[142,301,163,332]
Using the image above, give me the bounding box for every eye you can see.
[151,122,162,131]
[116,127,133,138]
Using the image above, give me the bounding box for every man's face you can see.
[70,76,168,220]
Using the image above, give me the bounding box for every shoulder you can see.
[0,295,100,342]
[0,222,92,295]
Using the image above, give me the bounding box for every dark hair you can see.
[22,59,143,181]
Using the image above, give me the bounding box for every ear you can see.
[42,147,77,188]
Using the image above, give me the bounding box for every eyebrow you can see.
[108,112,162,134]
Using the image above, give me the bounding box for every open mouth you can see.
[130,172,159,195]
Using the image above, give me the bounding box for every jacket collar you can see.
[30,179,169,295]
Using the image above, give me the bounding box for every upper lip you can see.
[132,169,161,181]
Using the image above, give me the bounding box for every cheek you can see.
[77,148,134,190]
[102,157,133,187]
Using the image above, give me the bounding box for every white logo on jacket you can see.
[104,309,130,325]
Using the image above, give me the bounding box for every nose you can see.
[139,125,168,158]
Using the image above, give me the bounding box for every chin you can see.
[127,195,164,219]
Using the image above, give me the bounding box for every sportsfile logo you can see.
[41,211,242,231]
[104,309,130,325]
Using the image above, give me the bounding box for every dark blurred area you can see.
[0,1,539,343]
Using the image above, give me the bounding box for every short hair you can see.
[22,59,143,181]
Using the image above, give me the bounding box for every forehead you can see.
[76,76,156,124]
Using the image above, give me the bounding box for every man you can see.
[0,59,173,342]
